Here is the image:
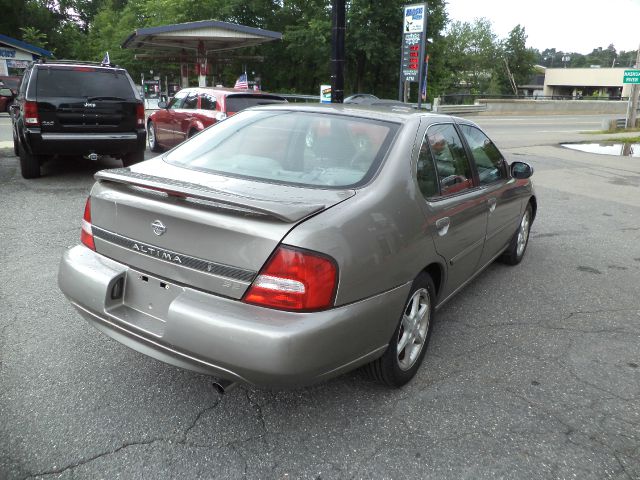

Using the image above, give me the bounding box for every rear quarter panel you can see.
[283,116,444,306]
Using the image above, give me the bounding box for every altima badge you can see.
[151,220,166,236]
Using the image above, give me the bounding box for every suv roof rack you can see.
[38,59,119,68]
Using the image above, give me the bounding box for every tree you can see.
[443,18,497,95]
[497,25,536,94]
[19,27,49,49]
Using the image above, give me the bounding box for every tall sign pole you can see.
[399,3,427,106]
[330,0,345,103]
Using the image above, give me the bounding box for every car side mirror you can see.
[511,161,534,179]
[158,101,167,109]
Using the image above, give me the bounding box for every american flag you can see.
[234,73,248,89]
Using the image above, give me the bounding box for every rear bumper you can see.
[25,128,146,156]
[58,245,410,388]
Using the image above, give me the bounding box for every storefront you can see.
[543,67,634,100]
[0,33,52,77]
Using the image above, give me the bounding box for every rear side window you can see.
[35,67,136,99]
[426,124,475,196]
[182,93,198,109]
[416,131,439,198]
[19,71,29,95]
[225,95,286,113]
[201,94,216,110]
[459,124,506,185]
[165,110,399,188]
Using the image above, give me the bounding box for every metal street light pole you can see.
[330,0,345,104]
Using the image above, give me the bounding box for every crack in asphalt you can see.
[23,387,225,479]
[227,443,249,478]
[504,341,636,403]
[612,452,635,480]
[23,438,165,479]
[564,365,635,403]
[503,368,638,480]
[451,308,640,336]
[245,389,268,434]
[178,394,223,443]
[0,320,13,374]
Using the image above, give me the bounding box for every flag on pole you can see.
[101,52,110,66]
[421,55,429,101]
[234,73,248,89]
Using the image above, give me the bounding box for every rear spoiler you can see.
[95,168,325,223]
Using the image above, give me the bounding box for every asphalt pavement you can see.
[0,111,639,479]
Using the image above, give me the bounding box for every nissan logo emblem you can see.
[151,220,166,236]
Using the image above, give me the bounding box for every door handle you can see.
[488,197,497,213]
[436,217,450,236]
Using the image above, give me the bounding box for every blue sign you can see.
[404,4,425,33]
[0,48,17,58]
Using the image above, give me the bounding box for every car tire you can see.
[18,141,41,179]
[500,203,533,266]
[122,150,145,167]
[364,272,435,388]
[147,121,161,152]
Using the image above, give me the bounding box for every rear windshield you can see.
[165,110,399,188]
[36,67,137,99]
[225,95,287,113]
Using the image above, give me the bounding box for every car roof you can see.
[35,62,127,74]
[177,87,284,97]
[247,103,464,125]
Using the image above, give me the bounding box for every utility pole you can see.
[503,58,518,95]
[330,0,345,104]
[626,43,640,129]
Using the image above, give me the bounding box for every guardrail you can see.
[277,93,321,103]
[440,94,630,105]
[434,104,488,114]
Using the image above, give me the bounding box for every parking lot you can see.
[1,112,639,479]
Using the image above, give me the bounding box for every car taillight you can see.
[80,197,95,251]
[136,103,145,127]
[24,101,40,126]
[243,246,337,311]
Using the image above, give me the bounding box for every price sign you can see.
[400,4,427,83]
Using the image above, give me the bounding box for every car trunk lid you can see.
[89,158,354,299]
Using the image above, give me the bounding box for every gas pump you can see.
[143,74,161,109]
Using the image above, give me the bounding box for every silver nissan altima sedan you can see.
[58,104,536,389]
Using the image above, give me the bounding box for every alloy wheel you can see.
[397,288,430,371]
[516,210,531,257]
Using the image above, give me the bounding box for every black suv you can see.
[12,60,146,178]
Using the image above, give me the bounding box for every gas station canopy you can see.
[121,20,282,58]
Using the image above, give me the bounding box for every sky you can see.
[446,0,640,54]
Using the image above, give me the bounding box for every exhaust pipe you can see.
[88,153,98,161]
[212,379,237,395]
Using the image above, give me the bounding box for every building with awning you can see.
[122,20,282,88]
[0,34,53,76]
[543,68,635,99]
